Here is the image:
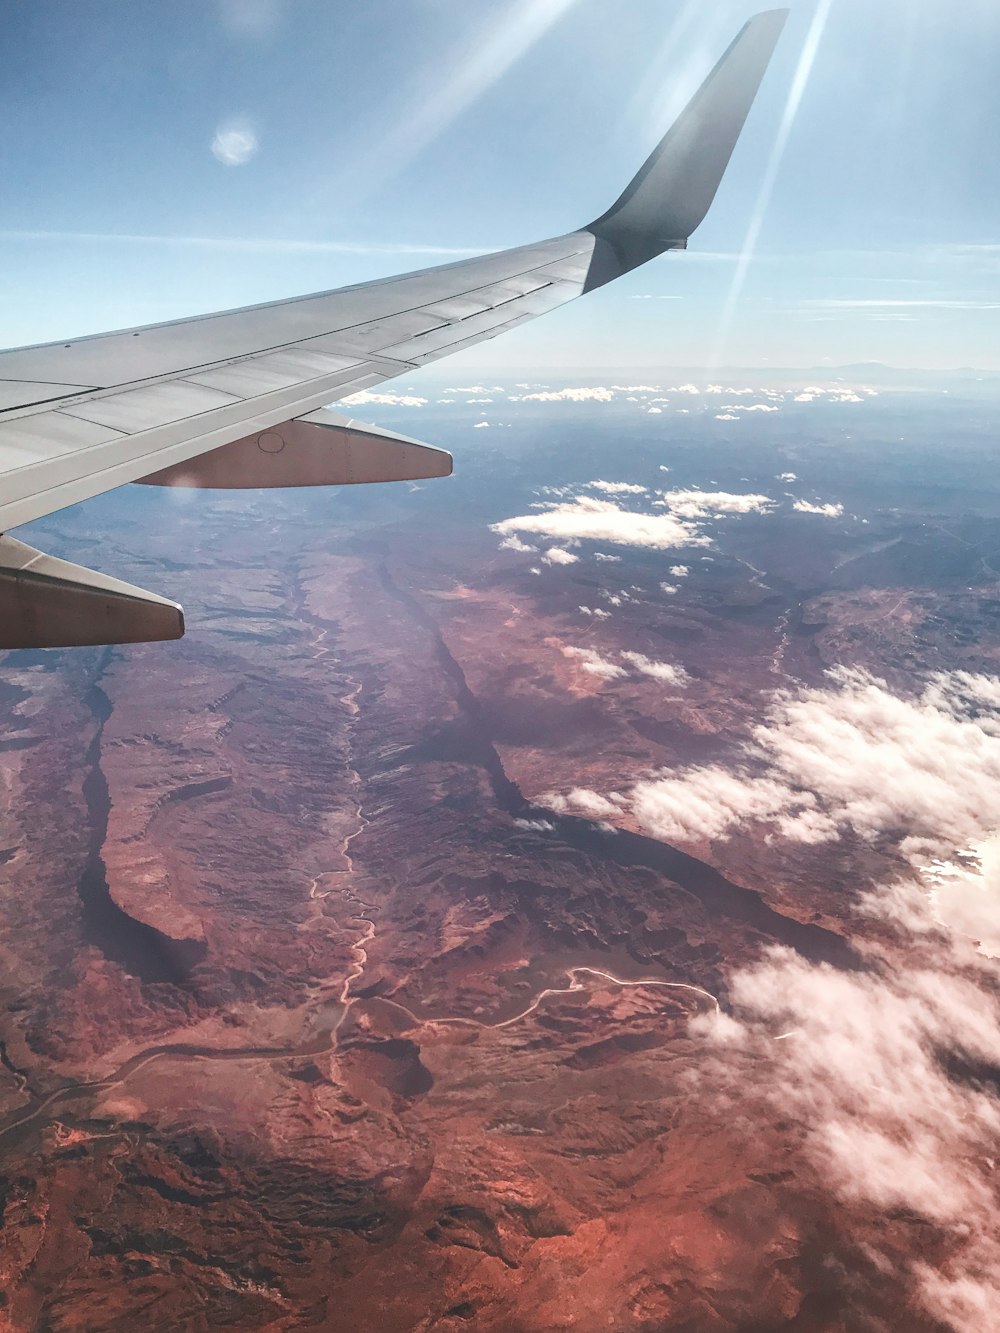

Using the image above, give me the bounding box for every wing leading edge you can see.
[0,11,788,648]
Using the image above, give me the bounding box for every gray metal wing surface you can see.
[0,10,788,647]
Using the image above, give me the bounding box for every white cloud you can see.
[491,496,708,553]
[563,646,626,681]
[545,788,625,820]
[670,565,689,578]
[778,472,798,482]
[542,547,579,566]
[627,669,1000,861]
[513,817,554,833]
[621,652,688,686]
[696,909,1000,1330]
[211,120,259,166]
[473,421,490,429]
[586,480,647,495]
[633,767,806,843]
[659,582,678,595]
[793,499,844,517]
[536,647,1000,1323]
[716,412,740,421]
[594,552,622,563]
[343,390,427,407]
[657,489,774,519]
[718,403,780,414]
[498,535,536,553]
[513,387,615,403]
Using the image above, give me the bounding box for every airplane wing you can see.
[0,10,788,648]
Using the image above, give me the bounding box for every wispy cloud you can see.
[0,230,484,257]
[806,298,1000,311]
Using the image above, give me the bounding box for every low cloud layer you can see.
[793,499,844,517]
[656,489,775,519]
[697,892,1000,1329]
[491,496,707,553]
[630,668,1000,862]
[542,547,579,566]
[562,646,625,680]
[586,480,647,496]
[620,652,688,685]
[344,390,428,407]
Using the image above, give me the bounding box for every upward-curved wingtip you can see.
[585,9,789,282]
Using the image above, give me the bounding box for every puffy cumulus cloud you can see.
[542,547,578,566]
[696,907,1000,1330]
[343,390,427,407]
[627,668,1000,859]
[548,659,1000,1322]
[491,496,707,553]
[670,565,689,578]
[473,421,490,429]
[633,767,805,843]
[594,552,621,563]
[659,582,678,595]
[716,412,740,422]
[211,119,259,166]
[793,499,844,517]
[498,535,536,553]
[647,406,663,414]
[586,480,647,496]
[656,489,775,519]
[563,646,626,681]
[578,606,610,619]
[512,387,614,403]
[778,471,798,482]
[621,652,688,685]
[513,817,554,833]
[718,403,780,414]
[545,788,625,820]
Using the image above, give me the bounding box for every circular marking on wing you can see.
[257,432,285,454]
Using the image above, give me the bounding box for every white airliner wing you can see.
[0,10,787,648]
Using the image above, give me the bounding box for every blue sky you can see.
[2,0,999,370]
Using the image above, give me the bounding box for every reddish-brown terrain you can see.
[2,392,998,1331]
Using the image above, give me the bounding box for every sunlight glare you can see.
[708,0,835,371]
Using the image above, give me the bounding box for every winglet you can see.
[586,10,789,280]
